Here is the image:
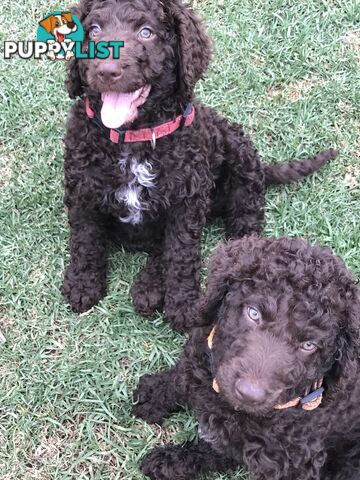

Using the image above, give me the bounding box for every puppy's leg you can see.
[61,208,108,313]
[131,254,164,316]
[247,440,324,480]
[224,137,266,238]
[133,368,185,425]
[322,439,360,480]
[141,440,236,480]
[163,199,208,330]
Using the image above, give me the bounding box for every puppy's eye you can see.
[138,27,153,39]
[247,306,261,323]
[89,24,102,38]
[300,341,318,353]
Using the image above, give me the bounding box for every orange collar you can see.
[207,326,324,411]
[274,378,324,411]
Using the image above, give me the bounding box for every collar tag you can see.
[150,128,156,150]
[300,387,324,411]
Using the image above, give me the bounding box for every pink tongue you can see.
[101,91,140,129]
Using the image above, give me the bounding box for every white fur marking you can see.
[116,157,156,225]
[131,160,157,187]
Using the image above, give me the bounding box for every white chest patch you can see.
[116,157,156,225]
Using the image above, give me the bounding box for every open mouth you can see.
[100,85,151,129]
[56,32,65,42]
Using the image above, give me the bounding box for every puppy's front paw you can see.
[141,446,183,480]
[131,276,164,316]
[164,303,199,332]
[61,267,106,313]
[132,375,168,425]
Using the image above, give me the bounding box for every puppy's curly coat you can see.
[62,0,336,329]
[134,235,360,480]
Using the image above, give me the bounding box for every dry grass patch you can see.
[344,163,360,190]
[286,78,325,102]
[268,78,325,102]
[344,30,360,66]
[0,152,14,189]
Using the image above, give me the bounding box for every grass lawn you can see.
[0,0,359,478]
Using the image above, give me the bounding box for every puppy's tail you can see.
[264,148,337,187]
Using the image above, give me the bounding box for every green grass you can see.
[0,0,359,478]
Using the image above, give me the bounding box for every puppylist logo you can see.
[3,10,124,61]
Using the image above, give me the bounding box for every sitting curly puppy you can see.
[133,236,360,480]
[62,0,336,329]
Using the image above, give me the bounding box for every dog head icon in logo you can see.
[37,11,84,60]
[39,12,77,42]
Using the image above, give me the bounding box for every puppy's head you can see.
[202,236,360,416]
[66,0,212,128]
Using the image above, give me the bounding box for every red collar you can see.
[85,97,195,147]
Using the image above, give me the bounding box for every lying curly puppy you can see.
[62,0,336,329]
[133,236,360,480]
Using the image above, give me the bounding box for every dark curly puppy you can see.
[133,236,360,480]
[62,0,337,329]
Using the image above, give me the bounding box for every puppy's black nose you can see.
[98,62,122,83]
[235,379,266,403]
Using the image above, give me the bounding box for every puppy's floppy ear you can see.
[64,6,83,98]
[66,58,83,98]
[167,0,213,101]
[201,242,238,324]
[200,236,268,325]
[200,245,230,324]
[330,285,360,390]
[78,0,97,16]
